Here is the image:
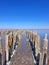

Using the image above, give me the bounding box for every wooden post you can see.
[12,32,16,55]
[26,31,29,41]
[32,32,38,65]
[37,35,40,53]
[37,35,40,65]
[34,32,38,57]
[42,34,48,65]
[32,32,36,44]
[10,32,14,58]
[30,33,32,41]
[5,35,9,65]
[0,37,3,65]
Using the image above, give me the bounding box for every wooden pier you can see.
[0,29,49,65]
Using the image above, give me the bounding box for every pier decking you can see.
[10,33,34,65]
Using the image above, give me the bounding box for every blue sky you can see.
[0,0,49,29]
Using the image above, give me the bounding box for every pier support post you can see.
[37,35,40,65]
[5,35,9,65]
[32,32,38,64]
[0,37,3,65]
[26,31,29,41]
[42,34,48,65]
[12,32,17,56]
[5,32,13,65]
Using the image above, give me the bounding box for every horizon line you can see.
[0,28,49,30]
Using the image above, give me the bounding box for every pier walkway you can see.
[10,33,34,65]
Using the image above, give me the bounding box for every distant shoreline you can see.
[0,28,49,30]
